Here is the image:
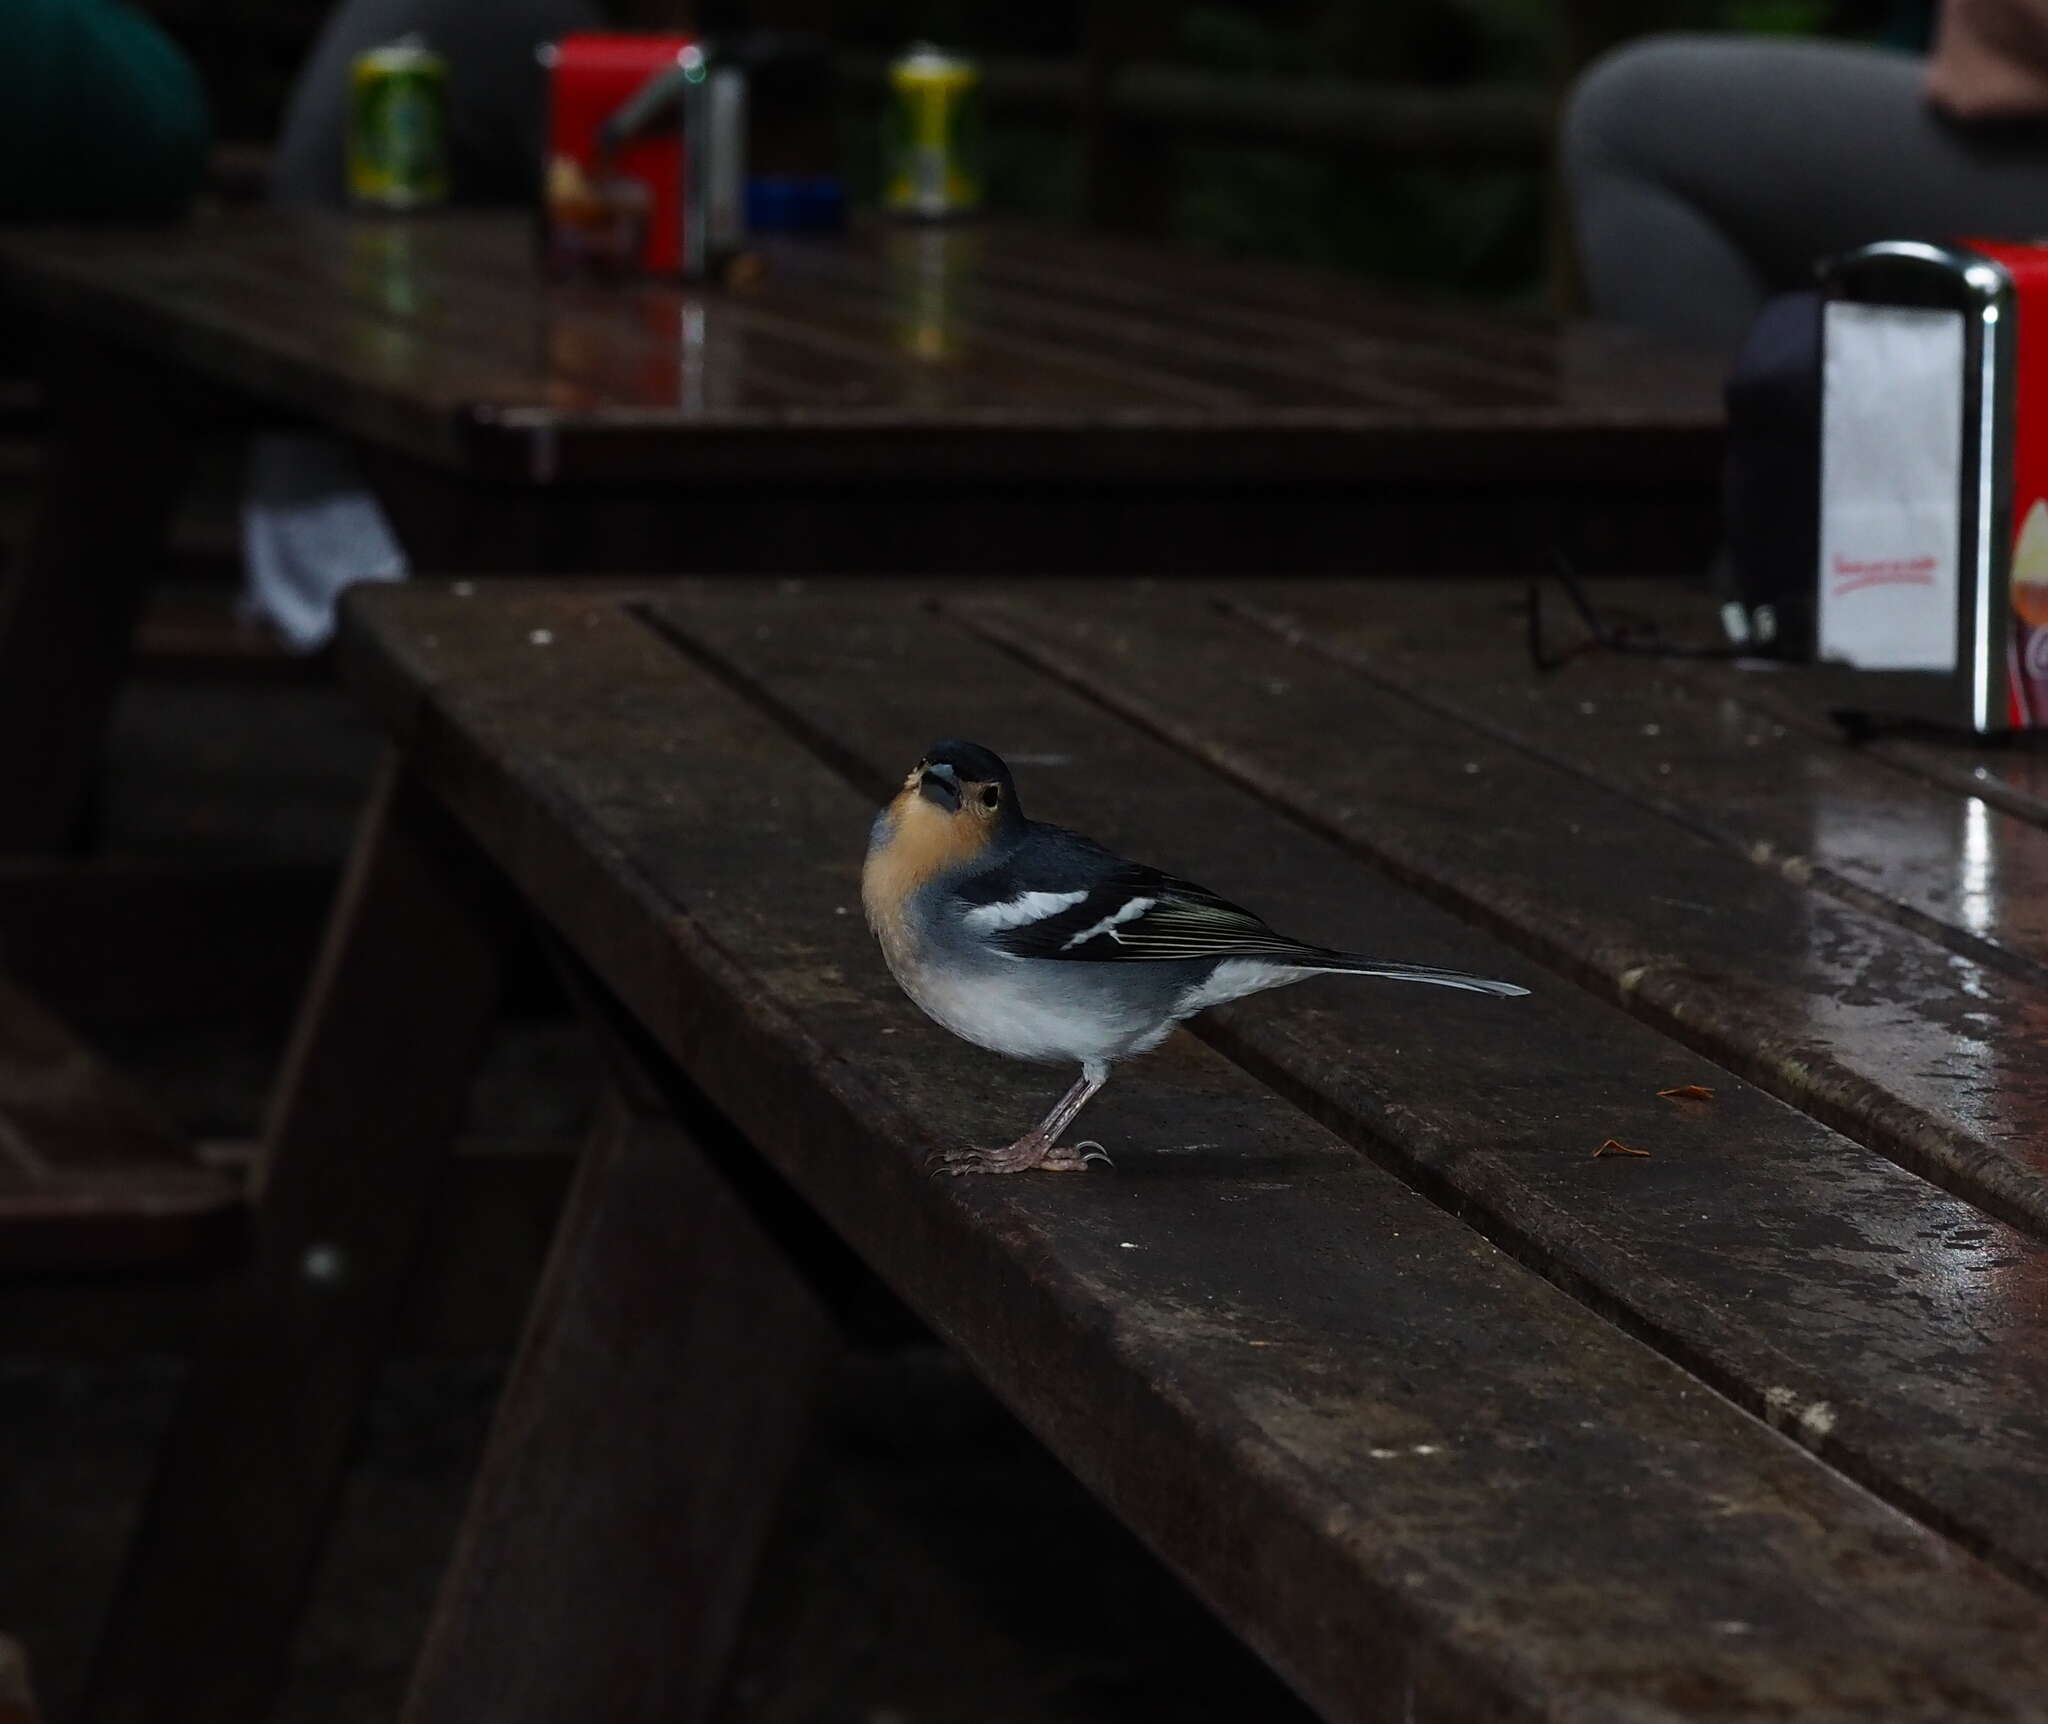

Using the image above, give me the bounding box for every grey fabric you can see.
[1565,33,2048,351]
[270,0,604,206]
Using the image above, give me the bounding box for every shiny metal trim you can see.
[1974,277,2008,730]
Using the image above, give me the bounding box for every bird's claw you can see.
[932,1144,1016,1175]
[929,1139,1114,1175]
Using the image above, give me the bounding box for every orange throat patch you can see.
[863,787,991,943]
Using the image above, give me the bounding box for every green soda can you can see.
[348,37,450,210]
[885,44,982,220]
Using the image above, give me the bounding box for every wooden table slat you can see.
[971,223,1739,417]
[957,221,1576,366]
[747,235,1539,413]
[205,217,1265,418]
[297,211,1677,413]
[0,238,569,470]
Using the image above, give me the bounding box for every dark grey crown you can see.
[923,740,1016,793]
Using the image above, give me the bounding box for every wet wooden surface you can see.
[0,212,1723,488]
[1213,580,2048,1227]
[309,575,2048,1721]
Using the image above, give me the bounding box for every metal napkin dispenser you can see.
[1817,239,2048,731]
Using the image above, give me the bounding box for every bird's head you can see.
[903,740,1021,824]
[868,740,1026,880]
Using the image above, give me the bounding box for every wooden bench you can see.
[0,957,236,1724]
[90,573,2048,1722]
[0,1635,40,1724]
[0,974,236,1275]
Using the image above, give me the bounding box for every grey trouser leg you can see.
[1565,34,2048,351]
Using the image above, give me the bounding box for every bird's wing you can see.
[949,828,1528,993]
[967,861,1336,965]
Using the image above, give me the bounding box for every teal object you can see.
[0,0,210,219]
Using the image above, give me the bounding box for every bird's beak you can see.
[917,762,961,812]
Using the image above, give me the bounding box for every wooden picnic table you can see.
[0,210,1721,495]
[85,572,2048,1722]
[0,209,1724,851]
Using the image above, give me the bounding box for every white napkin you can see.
[1818,301,1965,672]
[240,432,408,652]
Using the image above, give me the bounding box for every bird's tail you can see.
[1305,953,1529,997]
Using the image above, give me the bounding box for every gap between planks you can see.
[628,593,2048,1611]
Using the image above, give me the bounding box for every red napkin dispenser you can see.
[542,32,693,276]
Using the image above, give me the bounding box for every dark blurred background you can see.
[141,0,1932,301]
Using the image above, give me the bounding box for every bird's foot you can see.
[933,1136,1114,1175]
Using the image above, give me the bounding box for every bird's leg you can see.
[937,1066,1111,1174]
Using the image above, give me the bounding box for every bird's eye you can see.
[980,784,1001,810]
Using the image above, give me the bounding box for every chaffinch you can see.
[862,740,1529,1174]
